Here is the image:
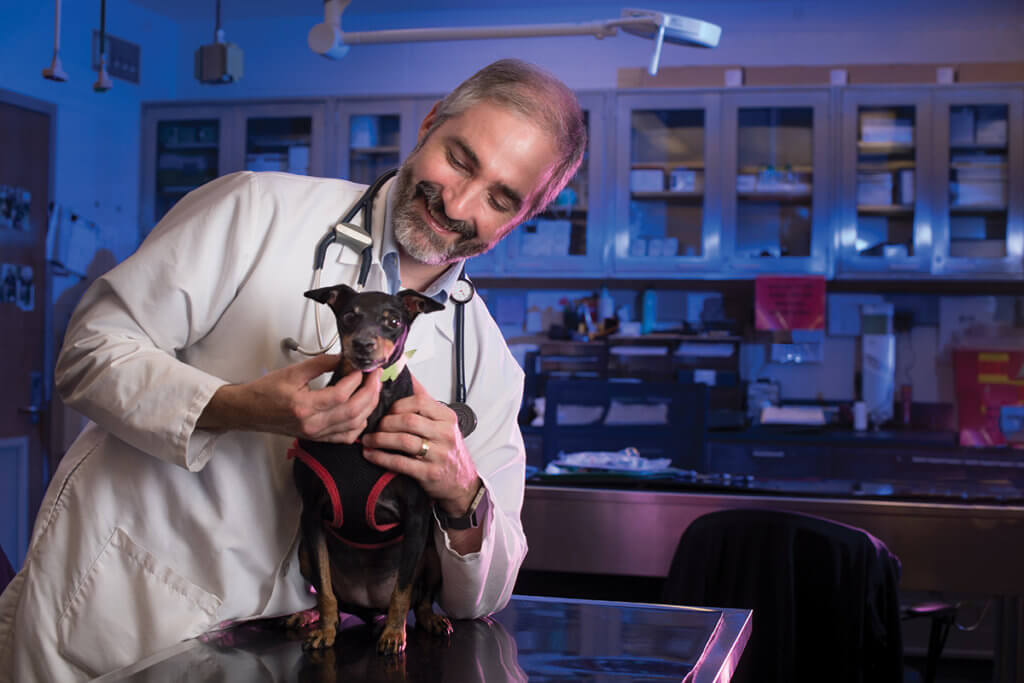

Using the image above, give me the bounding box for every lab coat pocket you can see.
[57,527,222,676]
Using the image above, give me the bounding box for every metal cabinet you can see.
[931,87,1024,278]
[333,97,426,184]
[141,101,327,236]
[472,93,610,278]
[612,91,723,276]
[836,88,935,276]
[722,89,832,275]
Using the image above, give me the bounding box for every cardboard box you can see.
[617,65,735,89]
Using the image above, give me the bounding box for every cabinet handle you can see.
[752,449,785,458]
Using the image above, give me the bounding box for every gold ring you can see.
[418,439,430,458]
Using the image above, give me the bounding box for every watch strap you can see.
[436,484,488,530]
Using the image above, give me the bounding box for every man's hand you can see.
[198,354,382,443]
[361,373,483,551]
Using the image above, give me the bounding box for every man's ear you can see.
[397,289,445,321]
[304,284,358,313]
[417,101,441,145]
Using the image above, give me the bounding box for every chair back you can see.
[662,508,903,683]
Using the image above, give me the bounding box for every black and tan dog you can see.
[289,284,452,655]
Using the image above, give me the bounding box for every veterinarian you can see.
[0,58,585,681]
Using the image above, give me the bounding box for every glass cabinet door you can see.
[722,91,830,274]
[337,99,420,185]
[837,90,933,275]
[933,88,1023,277]
[141,106,234,234]
[501,93,607,276]
[613,92,721,276]
[240,103,325,178]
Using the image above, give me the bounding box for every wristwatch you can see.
[435,484,489,530]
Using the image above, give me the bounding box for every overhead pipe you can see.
[42,0,68,81]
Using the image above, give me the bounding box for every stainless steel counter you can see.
[521,483,1024,682]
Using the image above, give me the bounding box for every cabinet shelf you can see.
[159,142,219,151]
[949,203,1007,213]
[858,204,914,215]
[951,142,1008,151]
[858,142,915,154]
[738,191,812,202]
[857,161,916,171]
[350,146,400,154]
[631,191,703,200]
[631,161,705,170]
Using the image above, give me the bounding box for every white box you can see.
[629,168,664,192]
[976,116,1008,145]
[669,168,698,192]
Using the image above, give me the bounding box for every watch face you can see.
[450,279,474,304]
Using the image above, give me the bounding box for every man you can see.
[0,58,586,681]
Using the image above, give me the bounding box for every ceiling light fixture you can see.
[42,0,69,81]
[93,0,113,92]
[195,0,244,84]
[308,1,720,76]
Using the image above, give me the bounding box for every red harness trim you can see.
[325,525,404,550]
[287,441,343,528]
[367,472,399,532]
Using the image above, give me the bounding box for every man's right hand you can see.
[197,354,382,443]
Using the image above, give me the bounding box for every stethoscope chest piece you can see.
[447,401,478,438]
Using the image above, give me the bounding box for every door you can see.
[0,93,54,570]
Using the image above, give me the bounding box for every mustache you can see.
[417,181,476,239]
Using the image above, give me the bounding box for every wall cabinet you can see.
[141,83,1024,280]
[141,101,326,234]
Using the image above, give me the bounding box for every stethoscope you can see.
[282,169,478,437]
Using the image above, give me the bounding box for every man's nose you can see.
[442,178,478,222]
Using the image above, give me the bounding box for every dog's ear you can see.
[397,289,445,321]
[304,284,359,313]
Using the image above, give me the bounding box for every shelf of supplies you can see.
[350,146,400,154]
[858,204,914,215]
[631,191,704,200]
[857,142,915,154]
[738,191,811,202]
[949,204,1007,213]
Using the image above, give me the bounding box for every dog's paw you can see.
[285,608,320,630]
[303,625,337,650]
[418,612,453,638]
[376,624,407,656]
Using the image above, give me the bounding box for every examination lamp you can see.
[308,1,720,76]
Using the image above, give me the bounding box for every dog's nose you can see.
[353,338,377,355]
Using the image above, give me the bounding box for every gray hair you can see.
[421,58,587,219]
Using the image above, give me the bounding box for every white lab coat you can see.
[0,172,528,681]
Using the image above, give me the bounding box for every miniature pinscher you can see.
[289,284,451,655]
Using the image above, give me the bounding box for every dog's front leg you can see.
[305,529,339,649]
[377,493,431,655]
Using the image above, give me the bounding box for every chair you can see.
[542,379,707,469]
[662,508,904,683]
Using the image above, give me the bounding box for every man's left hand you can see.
[360,373,481,522]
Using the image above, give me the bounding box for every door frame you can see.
[1,88,57,541]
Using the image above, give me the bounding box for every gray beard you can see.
[391,164,493,265]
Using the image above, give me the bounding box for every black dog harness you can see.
[288,440,404,549]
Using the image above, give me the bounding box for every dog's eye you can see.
[340,311,359,330]
[382,313,400,330]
